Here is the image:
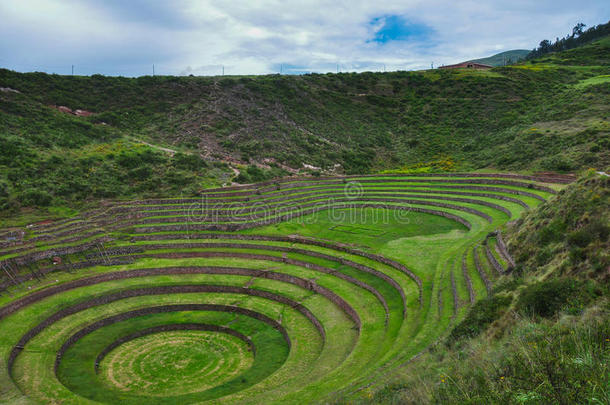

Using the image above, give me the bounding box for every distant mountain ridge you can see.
[467,49,530,66]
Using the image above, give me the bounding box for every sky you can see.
[0,0,608,76]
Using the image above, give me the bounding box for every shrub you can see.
[234,172,251,184]
[567,220,609,248]
[172,153,207,171]
[234,165,286,184]
[539,155,575,172]
[20,188,53,207]
[492,278,523,294]
[449,295,513,343]
[127,166,152,181]
[0,181,18,213]
[535,245,555,266]
[341,149,375,174]
[537,218,567,245]
[516,279,597,318]
[0,181,9,199]
[164,170,192,187]
[567,229,594,248]
[116,150,166,169]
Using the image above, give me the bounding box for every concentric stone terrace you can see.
[0,173,567,404]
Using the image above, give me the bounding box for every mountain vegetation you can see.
[1,34,609,221]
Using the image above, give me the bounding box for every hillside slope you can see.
[508,171,609,281]
[1,37,609,218]
[360,171,609,404]
[468,49,530,66]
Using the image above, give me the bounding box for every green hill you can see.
[468,49,530,66]
[0,36,609,219]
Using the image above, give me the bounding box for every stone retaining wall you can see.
[495,231,516,268]
[8,283,325,374]
[111,189,530,212]
[450,269,458,319]
[473,246,492,294]
[124,193,508,222]
[102,198,487,230]
[484,243,505,275]
[177,173,572,196]
[126,242,400,314]
[132,203,472,235]
[132,232,422,306]
[115,182,548,206]
[461,251,475,304]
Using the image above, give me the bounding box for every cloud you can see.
[0,0,608,76]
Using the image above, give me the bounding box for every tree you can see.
[538,39,552,53]
[526,20,609,60]
[572,22,586,37]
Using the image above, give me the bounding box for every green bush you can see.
[164,170,193,187]
[537,218,567,245]
[172,153,207,171]
[535,245,555,266]
[516,279,596,318]
[116,150,166,169]
[567,229,594,248]
[449,295,513,343]
[235,171,252,184]
[492,278,524,294]
[567,220,609,248]
[0,181,17,213]
[0,181,9,200]
[127,166,152,181]
[539,155,575,172]
[341,149,375,174]
[234,165,286,184]
[20,188,53,207]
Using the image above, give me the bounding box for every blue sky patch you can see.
[369,15,432,44]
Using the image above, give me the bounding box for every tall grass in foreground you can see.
[363,304,609,404]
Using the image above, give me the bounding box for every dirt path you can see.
[132,138,178,155]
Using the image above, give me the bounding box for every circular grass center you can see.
[54,311,291,404]
[101,331,254,396]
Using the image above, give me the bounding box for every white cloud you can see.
[0,0,608,75]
